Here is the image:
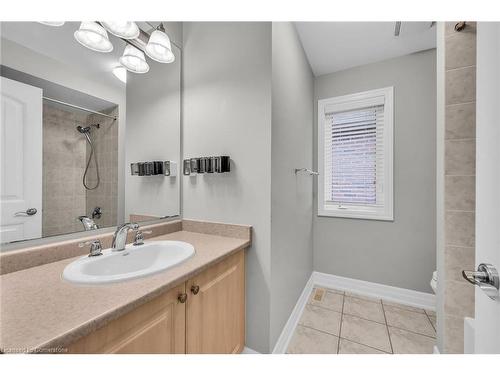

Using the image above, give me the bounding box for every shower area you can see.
[42,102,118,237]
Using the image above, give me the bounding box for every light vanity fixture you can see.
[38,21,65,27]
[145,27,175,63]
[119,45,149,74]
[40,21,174,81]
[101,21,139,40]
[112,66,127,83]
[74,22,113,53]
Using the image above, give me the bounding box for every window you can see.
[318,87,393,220]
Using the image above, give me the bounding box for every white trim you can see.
[463,317,475,354]
[435,21,446,354]
[433,345,440,354]
[313,271,436,311]
[317,86,394,221]
[272,273,315,354]
[272,271,436,354]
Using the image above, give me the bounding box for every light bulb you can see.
[74,22,113,53]
[112,66,127,83]
[119,45,149,74]
[101,21,139,40]
[145,30,175,63]
[38,21,65,27]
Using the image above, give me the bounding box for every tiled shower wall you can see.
[443,22,476,354]
[42,104,118,237]
[85,107,118,229]
[42,104,87,237]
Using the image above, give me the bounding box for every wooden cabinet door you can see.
[186,250,245,354]
[68,284,186,354]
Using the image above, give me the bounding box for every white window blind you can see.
[324,105,384,206]
[318,87,393,220]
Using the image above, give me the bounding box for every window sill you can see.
[317,209,394,222]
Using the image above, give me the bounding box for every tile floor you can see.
[286,287,436,354]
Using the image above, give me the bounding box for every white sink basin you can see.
[63,241,195,285]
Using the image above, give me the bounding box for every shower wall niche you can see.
[42,103,118,237]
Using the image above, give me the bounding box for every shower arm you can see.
[43,97,116,120]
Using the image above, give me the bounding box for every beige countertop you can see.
[0,230,250,353]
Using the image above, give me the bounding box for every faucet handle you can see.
[79,239,103,257]
[133,230,153,246]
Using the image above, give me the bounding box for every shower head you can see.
[76,125,91,133]
[77,125,92,144]
[77,123,100,190]
[76,124,99,133]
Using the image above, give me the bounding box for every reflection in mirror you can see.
[125,36,181,223]
[0,21,181,247]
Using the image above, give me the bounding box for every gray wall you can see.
[182,22,273,353]
[125,45,181,220]
[270,22,314,347]
[313,49,437,293]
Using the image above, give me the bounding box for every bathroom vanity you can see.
[0,220,250,354]
[68,250,245,354]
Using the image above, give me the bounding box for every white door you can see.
[0,77,42,243]
[474,22,500,353]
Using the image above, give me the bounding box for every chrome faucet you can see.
[112,222,139,251]
[78,216,99,231]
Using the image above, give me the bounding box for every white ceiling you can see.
[294,22,436,77]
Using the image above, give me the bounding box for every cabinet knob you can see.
[178,293,188,303]
[191,285,200,295]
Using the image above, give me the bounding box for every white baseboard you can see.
[313,271,436,311]
[272,271,436,354]
[272,273,315,354]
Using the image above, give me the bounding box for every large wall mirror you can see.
[0,21,181,247]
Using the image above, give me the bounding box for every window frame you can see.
[317,86,394,221]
